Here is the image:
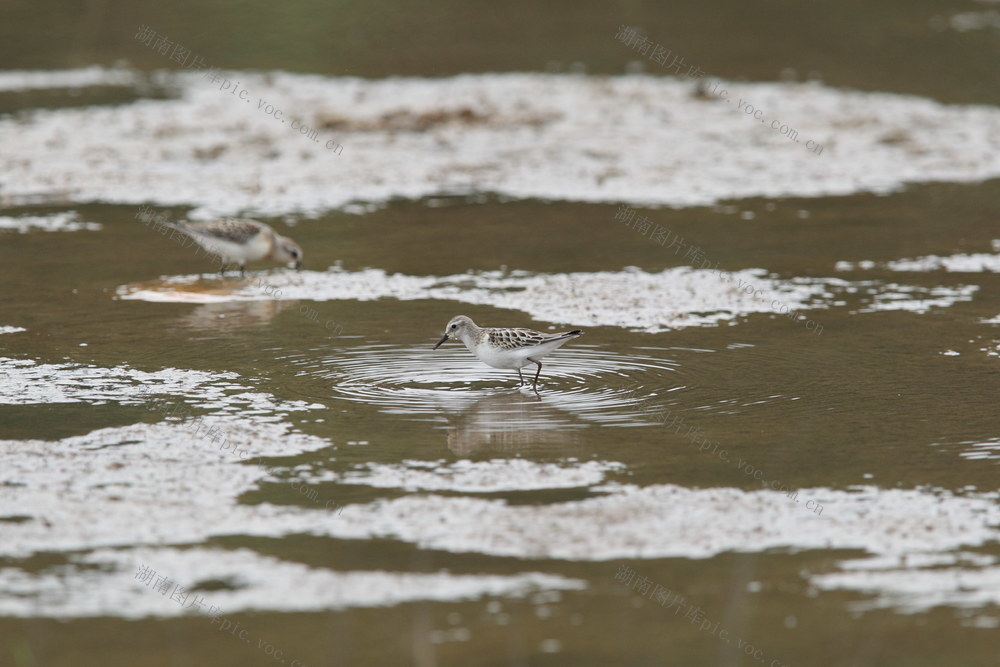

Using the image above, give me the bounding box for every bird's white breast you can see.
[467,339,532,370]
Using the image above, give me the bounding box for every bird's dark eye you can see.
[450,324,457,329]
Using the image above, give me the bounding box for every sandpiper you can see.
[162,219,303,277]
[433,315,583,390]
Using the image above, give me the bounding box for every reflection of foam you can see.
[0,546,585,618]
[935,436,1000,462]
[0,212,101,234]
[5,69,1000,217]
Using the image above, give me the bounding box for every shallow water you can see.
[2,2,1000,666]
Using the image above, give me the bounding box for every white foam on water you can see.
[119,266,828,333]
[118,266,978,332]
[837,250,1000,273]
[0,546,585,618]
[3,69,1000,216]
[3,412,997,615]
[0,357,321,414]
[316,484,1000,562]
[0,419,334,559]
[0,326,26,335]
[945,9,1000,32]
[319,484,1000,612]
[0,66,139,91]
[0,417,627,560]
[810,555,1000,613]
[856,283,978,314]
[331,459,625,492]
[0,213,102,233]
[0,415,621,562]
[0,414,592,617]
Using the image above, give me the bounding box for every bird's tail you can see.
[161,220,188,232]
[137,210,187,233]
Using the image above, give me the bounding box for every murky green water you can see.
[2,2,999,666]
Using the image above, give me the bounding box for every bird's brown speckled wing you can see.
[186,219,266,244]
[486,328,551,351]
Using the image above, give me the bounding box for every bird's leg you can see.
[218,262,227,278]
[239,264,246,279]
[516,368,524,387]
[532,360,542,391]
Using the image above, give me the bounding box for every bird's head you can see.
[273,235,303,270]
[434,315,476,349]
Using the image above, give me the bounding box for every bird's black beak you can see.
[433,333,449,349]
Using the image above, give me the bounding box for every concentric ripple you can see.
[293,344,686,431]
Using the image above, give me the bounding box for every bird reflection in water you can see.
[177,298,298,331]
[443,390,584,456]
